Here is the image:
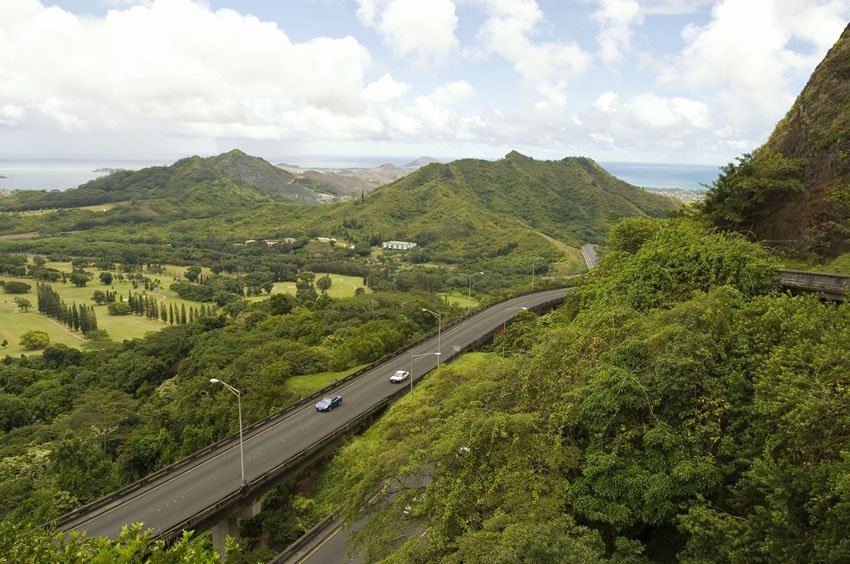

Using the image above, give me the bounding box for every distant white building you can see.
[382,240,417,250]
[317,237,337,243]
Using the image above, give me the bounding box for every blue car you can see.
[316,395,343,412]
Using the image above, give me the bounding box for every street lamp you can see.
[421,308,442,367]
[209,378,246,487]
[531,257,544,291]
[410,352,441,392]
[467,271,484,314]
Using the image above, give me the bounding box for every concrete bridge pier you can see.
[211,499,262,555]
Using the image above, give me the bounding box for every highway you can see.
[581,244,599,268]
[59,288,566,540]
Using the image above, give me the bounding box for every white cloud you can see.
[0,0,374,140]
[362,74,411,103]
[671,97,709,128]
[0,104,26,127]
[368,80,475,139]
[356,0,459,63]
[593,91,619,113]
[665,0,849,126]
[571,91,724,160]
[474,0,591,109]
[593,0,643,65]
[1,0,848,166]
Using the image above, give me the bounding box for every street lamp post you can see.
[209,378,246,487]
[422,308,442,367]
[467,271,484,314]
[531,257,544,291]
[410,352,441,393]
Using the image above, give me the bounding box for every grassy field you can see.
[246,273,369,301]
[2,263,371,354]
[0,299,85,356]
[1,263,209,354]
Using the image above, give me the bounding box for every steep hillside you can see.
[702,23,850,256]
[316,151,679,251]
[206,150,332,202]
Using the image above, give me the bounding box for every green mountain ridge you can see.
[0,149,335,212]
[0,150,678,278]
[314,151,680,249]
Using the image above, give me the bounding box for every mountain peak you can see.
[504,150,531,161]
[403,156,441,168]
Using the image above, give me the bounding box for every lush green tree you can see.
[14,297,32,312]
[99,271,113,285]
[3,281,31,294]
[700,148,804,233]
[185,265,203,283]
[295,271,317,302]
[19,330,49,350]
[267,293,295,315]
[68,272,88,287]
[0,521,236,563]
[0,393,32,432]
[41,344,82,369]
[107,301,132,316]
[567,218,777,313]
[316,274,332,293]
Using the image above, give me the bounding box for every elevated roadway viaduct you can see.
[56,288,567,550]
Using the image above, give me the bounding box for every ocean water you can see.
[0,160,166,191]
[600,161,720,190]
[0,158,722,192]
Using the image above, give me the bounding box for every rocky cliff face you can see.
[757,23,850,255]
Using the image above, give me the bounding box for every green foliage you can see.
[19,330,49,350]
[2,280,31,294]
[316,274,332,293]
[568,218,778,312]
[701,148,804,233]
[0,521,235,563]
[304,217,848,562]
[107,301,132,316]
[14,297,32,312]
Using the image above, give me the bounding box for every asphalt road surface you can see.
[581,244,599,268]
[60,288,566,540]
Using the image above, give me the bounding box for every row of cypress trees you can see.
[36,282,99,335]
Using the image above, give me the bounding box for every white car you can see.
[390,370,410,383]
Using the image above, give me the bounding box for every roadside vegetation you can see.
[298,218,848,563]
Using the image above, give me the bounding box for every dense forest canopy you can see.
[308,218,849,562]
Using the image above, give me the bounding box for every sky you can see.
[1,0,849,166]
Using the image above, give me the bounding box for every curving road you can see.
[60,289,566,540]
